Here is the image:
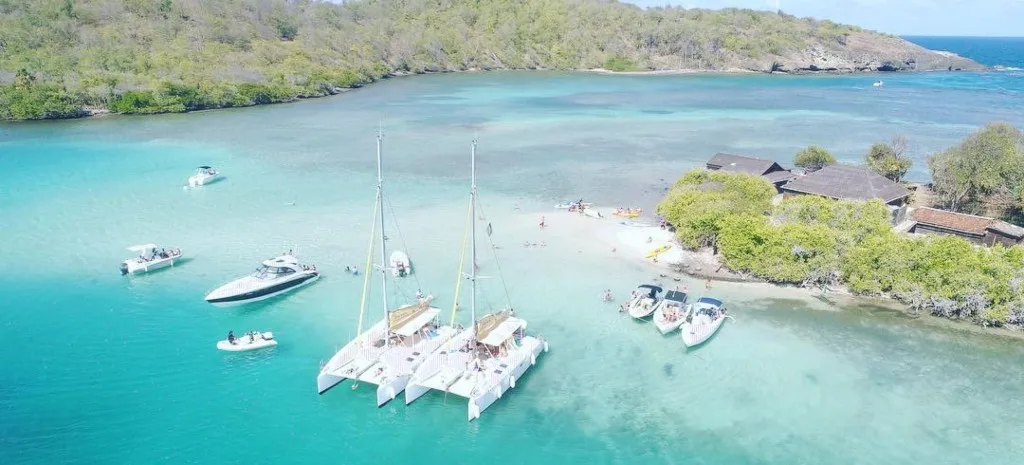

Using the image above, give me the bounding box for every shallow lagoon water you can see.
[2,71,1024,464]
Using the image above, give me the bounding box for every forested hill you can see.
[0,0,982,120]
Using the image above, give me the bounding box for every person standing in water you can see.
[539,216,546,228]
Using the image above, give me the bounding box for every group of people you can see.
[226,330,266,345]
[565,199,588,212]
[344,265,360,275]
[601,289,614,302]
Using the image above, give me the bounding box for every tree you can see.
[793,145,836,172]
[865,135,913,182]
[928,123,1024,215]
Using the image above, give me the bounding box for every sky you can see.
[625,0,1024,37]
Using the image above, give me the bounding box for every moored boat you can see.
[626,284,663,319]
[217,331,277,351]
[120,244,181,275]
[390,250,411,277]
[681,297,729,347]
[188,165,221,187]
[204,254,319,306]
[653,290,689,334]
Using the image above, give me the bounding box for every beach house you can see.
[705,153,796,190]
[778,164,911,224]
[909,207,1024,246]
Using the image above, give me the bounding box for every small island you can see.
[656,123,1024,329]
[0,0,983,120]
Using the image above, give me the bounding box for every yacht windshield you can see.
[252,265,296,280]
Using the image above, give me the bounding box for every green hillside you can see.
[0,0,981,120]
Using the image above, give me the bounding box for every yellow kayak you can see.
[645,244,672,258]
[614,209,642,218]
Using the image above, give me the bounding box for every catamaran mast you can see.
[470,139,478,332]
[377,127,390,347]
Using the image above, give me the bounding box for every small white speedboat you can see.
[390,250,411,277]
[120,244,181,275]
[555,201,592,210]
[653,290,690,334]
[205,254,319,306]
[187,165,220,187]
[626,284,663,319]
[681,297,729,347]
[217,331,277,351]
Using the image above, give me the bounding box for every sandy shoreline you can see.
[527,205,1024,340]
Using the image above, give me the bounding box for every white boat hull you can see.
[681,314,727,347]
[583,208,603,218]
[404,328,476,405]
[390,251,411,278]
[188,172,220,187]
[317,319,389,394]
[217,332,277,352]
[627,297,658,319]
[121,254,180,275]
[206,273,319,307]
[465,336,547,421]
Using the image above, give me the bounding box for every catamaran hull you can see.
[317,372,347,395]
[375,375,411,407]
[467,337,547,421]
[404,381,432,405]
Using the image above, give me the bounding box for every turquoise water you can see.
[906,36,1024,68]
[3,70,1024,464]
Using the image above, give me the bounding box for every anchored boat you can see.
[681,297,730,347]
[626,284,663,319]
[405,139,548,421]
[316,128,453,406]
[653,290,689,334]
[217,331,277,352]
[188,165,220,187]
[120,244,181,275]
[204,254,319,306]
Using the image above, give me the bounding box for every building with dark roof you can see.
[780,164,911,206]
[909,207,1024,246]
[705,152,795,189]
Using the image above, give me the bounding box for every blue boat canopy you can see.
[697,297,723,307]
[637,284,663,294]
[664,290,688,303]
[198,165,212,169]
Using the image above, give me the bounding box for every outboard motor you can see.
[119,263,129,276]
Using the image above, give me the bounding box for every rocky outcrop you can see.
[724,32,981,74]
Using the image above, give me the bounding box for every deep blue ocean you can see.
[906,36,1024,68]
[2,36,1023,465]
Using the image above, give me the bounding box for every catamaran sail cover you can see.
[478,317,526,346]
[392,306,440,337]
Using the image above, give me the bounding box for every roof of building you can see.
[782,165,911,203]
[706,152,781,176]
[763,170,798,184]
[987,221,1024,239]
[911,207,994,236]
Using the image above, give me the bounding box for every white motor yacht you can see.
[188,165,221,187]
[217,331,277,352]
[120,244,181,275]
[653,290,690,334]
[681,297,730,347]
[205,254,319,306]
[626,284,663,319]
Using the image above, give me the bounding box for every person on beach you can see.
[539,216,546,228]
[705,279,712,289]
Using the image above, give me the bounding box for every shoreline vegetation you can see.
[654,127,1024,332]
[0,0,983,121]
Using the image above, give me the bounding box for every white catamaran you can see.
[404,139,548,421]
[316,129,454,406]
